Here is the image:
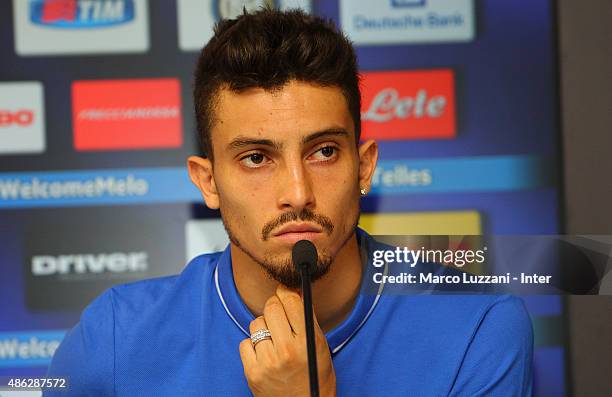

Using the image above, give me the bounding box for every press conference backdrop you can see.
[0,1,564,396]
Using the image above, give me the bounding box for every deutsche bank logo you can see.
[391,0,426,7]
[340,0,474,45]
[29,0,135,29]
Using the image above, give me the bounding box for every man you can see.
[46,8,533,396]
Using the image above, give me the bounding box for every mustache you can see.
[261,209,334,241]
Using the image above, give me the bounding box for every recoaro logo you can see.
[0,82,45,154]
[0,110,34,127]
[31,252,148,276]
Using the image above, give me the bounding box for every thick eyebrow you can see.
[226,128,350,152]
[302,128,350,144]
[227,137,283,151]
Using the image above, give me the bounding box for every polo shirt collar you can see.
[214,228,385,354]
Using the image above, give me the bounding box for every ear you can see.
[187,155,219,209]
[357,139,378,194]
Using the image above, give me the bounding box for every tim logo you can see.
[391,0,426,7]
[29,0,135,28]
[361,69,456,140]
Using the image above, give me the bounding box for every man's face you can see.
[189,80,376,287]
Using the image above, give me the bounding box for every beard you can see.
[220,207,359,289]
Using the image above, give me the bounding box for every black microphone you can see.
[292,240,319,397]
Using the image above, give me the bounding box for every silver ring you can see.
[251,329,272,347]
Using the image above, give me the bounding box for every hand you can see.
[239,284,337,397]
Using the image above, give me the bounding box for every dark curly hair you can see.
[193,8,361,159]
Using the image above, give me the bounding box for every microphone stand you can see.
[293,240,320,397]
[298,262,319,397]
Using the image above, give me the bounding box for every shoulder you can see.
[45,251,225,396]
[380,289,529,316]
[472,294,533,348]
[376,293,532,348]
[445,294,532,325]
[445,294,533,343]
[448,295,534,395]
[59,250,224,346]
[109,251,222,311]
[379,294,533,394]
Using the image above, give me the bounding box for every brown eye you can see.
[250,153,264,164]
[321,146,335,157]
[239,152,268,168]
[310,145,338,163]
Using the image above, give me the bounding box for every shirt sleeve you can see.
[449,295,534,397]
[43,289,115,397]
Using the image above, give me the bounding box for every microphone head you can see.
[292,240,318,273]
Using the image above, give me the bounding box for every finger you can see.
[275,284,306,335]
[249,316,274,359]
[311,304,324,337]
[263,295,294,348]
[310,305,331,354]
[239,338,257,371]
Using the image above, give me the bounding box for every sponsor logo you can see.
[23,211,184,311]
[0,330,65,367]
[392,0,426,6]
[32,252,148,276]
[185,219,229,263]
[13,0,149,55]
[0,110,34,127]
[361,69,456,140]
[29,0,135,29]
[0,82,46,155]
[214,0,275,20]
[72,79,182,151]
[0,168,200,209]
[369,156,553,195]
[0,175,148,201]
[359,211,482,235]
[371,165,433,188]
[177,0,311,51]
[0,155,553,209]
[340,0,474,45]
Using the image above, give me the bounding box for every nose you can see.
[277,156,315,212]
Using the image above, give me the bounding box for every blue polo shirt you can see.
[45,229,533,396]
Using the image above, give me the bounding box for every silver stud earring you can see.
[360,187,367,196]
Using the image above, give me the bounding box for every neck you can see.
[231,232,363,333]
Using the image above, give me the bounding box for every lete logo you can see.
[361,69,456,140]
[0,110,34,127]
